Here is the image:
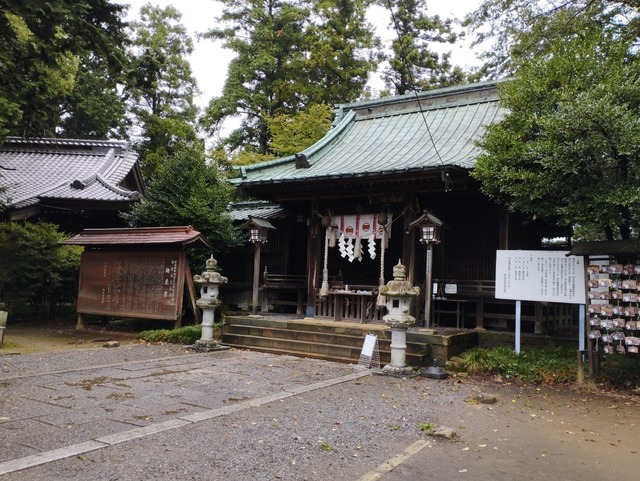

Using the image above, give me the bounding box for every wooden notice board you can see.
[77,250,187,320]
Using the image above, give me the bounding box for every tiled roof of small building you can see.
[0,137,142,209]
[228,200,293,222]
[234,80,506,187]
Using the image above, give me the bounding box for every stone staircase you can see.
[221,316,431,366]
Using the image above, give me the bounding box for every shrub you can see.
[462,346,577,384]
[139,325,203,344]
[595,355,640,388]
[0,221,82,319]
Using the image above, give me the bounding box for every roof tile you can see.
[236,81,506,186]
[0,137,141,207]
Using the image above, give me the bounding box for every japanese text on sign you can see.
[495,250,585,304]
[77,251,186,320]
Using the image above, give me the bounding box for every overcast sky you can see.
[124,0,483,111]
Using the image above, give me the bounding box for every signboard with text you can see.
[495,250,585,304]
[77,250,186,320]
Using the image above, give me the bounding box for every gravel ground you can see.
[2,340,640,480]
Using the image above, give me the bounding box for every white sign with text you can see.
[495,250,586,304]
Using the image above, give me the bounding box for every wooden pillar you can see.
[498,211,510,249]
[252,242,261,315]
[402,201,416,285]
[305,204,321,317]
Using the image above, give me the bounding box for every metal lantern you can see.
[243,217,274,244]
[409,212,443,328]
[412,212,442,245]
[241,217,276,314]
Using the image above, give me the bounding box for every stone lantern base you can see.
[380,364,417,377]
[189,339,230,353]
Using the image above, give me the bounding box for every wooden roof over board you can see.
[232,80,506,202]
[61,226,211,249]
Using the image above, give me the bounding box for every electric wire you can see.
[384,0,446,168]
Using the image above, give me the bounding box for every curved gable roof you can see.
[235,80,506,190]
[0,137,143,210]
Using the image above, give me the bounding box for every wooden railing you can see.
[431,279,575,332]
[315,285,384,323]
[261,268,306,315]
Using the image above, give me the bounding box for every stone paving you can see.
[2,342,639,481]
[0,345,366,475]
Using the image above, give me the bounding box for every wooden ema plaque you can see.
[77,250,186,320]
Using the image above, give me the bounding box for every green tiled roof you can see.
[227,200,291,222]
[235,80,506,187]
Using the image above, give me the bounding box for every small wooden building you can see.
[0,137,144,232]
[231,81,572,331]
[62,226,211,329]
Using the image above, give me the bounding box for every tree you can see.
[229,103,334,165]
[379,0,465,94]
[464,0,640,79]
[125,3,200,181]
[267,103,334,157]
[202,0,310,155]
[122,142,242,256]
[201,0,380,156]
[0,0,128,140]
[0,221,82,319]
[303,0,381,104]
[472,12,640,240]
[58,55,128,139]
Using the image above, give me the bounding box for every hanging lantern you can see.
[410,212,442,245]
[241,217,275,244]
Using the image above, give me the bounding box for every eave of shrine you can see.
[232,80,506,202]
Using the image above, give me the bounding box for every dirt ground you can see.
[0,321,142,355]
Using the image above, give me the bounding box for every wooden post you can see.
[76,312,85,330]
[305,205,320,317]
[424,243,433,328]
[252,242,261,315]
[185,261,200,325]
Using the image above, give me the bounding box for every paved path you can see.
[1,344,639,480]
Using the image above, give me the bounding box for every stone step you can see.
[226,324,427,355]
[223,332,427,365]
[222,320,429,365]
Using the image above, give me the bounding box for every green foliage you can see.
[122,142,242,260]
[595,355,640,389]
[265,104,334,157]
[473,10,640,239]
[462,347,577,384]
[318,440,334,452]
[139,325,203,344]
[304,0,381,104]
[380,0,466,94]
[464,0,639,80]
[125,3,200,181]
[0,222,82,320]
[418,422,437,432]
[202,0,379,155]
[0,0,127,138]
[58,55,128,139]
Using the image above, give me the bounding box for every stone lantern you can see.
[192,256,229,351]
[380,260,420,375]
